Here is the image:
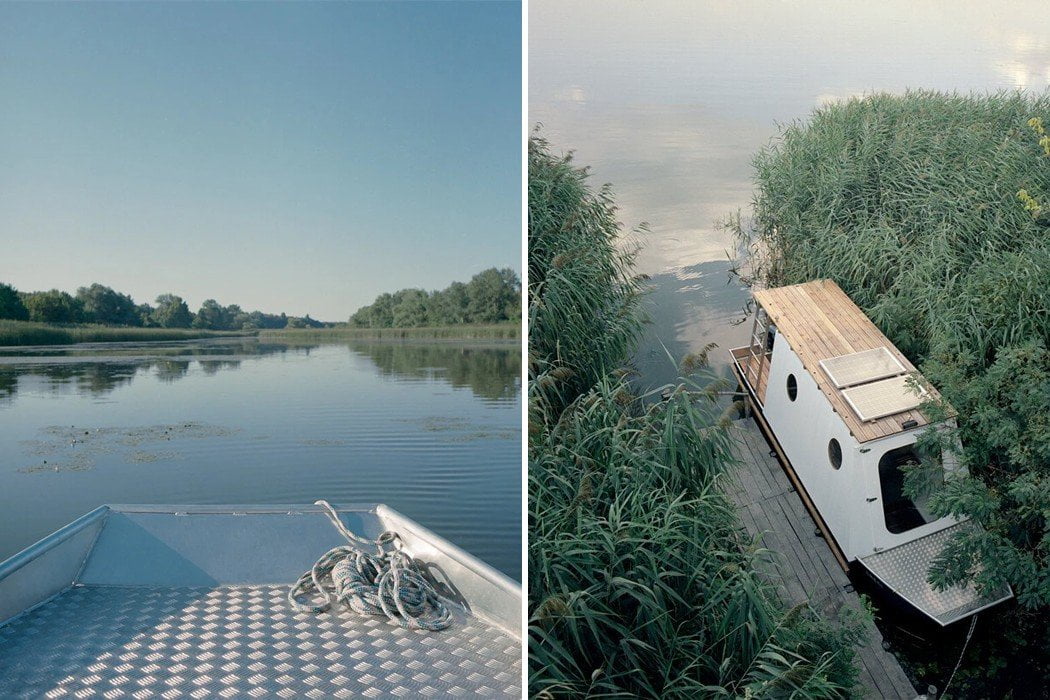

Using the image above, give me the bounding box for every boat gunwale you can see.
[0,503,522,639]
[0,505,109,586]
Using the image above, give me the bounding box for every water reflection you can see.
[0,362,139,399]
[154,360,191,383]
[636,260,750,387]
[349,342,521,402]
[0,341,304,404]
[199,360,244,375]
[530,0,1050,381]
[0,338,522,579]
[0,339,521,405]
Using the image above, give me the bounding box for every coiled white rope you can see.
[288,500,452,631]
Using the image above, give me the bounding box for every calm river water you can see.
[530,0,1050,387]
[0,338,521,580]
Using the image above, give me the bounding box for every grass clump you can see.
[530,135,859,698]
[0,320,245,346]
[738,89,1050,695]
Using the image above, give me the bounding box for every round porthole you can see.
[786,374,798,401]
[828,439,842,470]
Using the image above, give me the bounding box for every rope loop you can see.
[287,500,452,631]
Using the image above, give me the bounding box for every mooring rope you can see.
[941,613,978,698]
[288,500,452,631]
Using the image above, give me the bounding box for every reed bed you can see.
[742,89,1050,362]
[530,136,858,698]
[738,90,1050,695]
[0,320,244,347]
[259,323,520,342]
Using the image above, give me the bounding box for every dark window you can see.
[828,439,842,469]
[879,445,930,534]
[787,374,797,401]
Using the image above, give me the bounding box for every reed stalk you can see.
[530,136,859,698]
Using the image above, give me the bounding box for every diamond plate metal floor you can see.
[0,585,521,699]
[859,523,1012,626]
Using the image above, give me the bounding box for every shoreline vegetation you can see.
[1,268,520,336]
[0,320,520,348]
[347,268,520,329]
[528,136,860,697]
[735,90,1049,696]
[0,268,521,347]
[0,321,243,347]
[260,323,520,342]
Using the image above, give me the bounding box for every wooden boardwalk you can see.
[727,419,918,699]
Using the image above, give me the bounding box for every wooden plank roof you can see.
[753,279,940,443]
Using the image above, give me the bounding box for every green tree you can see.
[225,304,246,330]
[285,314,323,329]
[370,293,395,327]
[0,283,28,321]
[193,299,231,330]
[392,289,428,327]
[430,281,470,325]
[135,303,156,327]
[348,270,521,328]
[466,268,519,323]
[151,294,192,328]
[76,283,140,326]
[349,305,372,328]
[22,289,83,323]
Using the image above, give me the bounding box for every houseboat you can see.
[730,279,1011,626]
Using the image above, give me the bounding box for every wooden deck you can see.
[727,419,918,699]
[753,279,941,443]
[734,349,771,405]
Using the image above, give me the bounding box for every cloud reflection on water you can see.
[530,0,1050,380]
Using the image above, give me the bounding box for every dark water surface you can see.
[0,338,521,580]
[530,0,1050,387]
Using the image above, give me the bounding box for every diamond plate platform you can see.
[859,523,1013,626]
[0,504,522,698]
[0,585,520,699]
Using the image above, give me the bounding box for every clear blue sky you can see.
[0,1,521,321]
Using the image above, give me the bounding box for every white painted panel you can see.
[761,337,968,560]
[761,335,869,559]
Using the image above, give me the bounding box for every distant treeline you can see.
[264,324,520,341]
[348,268,520,328]
[0,282,321,331]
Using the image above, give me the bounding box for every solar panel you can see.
[819,347,905,388]
[842,375,926,422]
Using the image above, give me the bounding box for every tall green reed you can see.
[0,320,243,346]
[530,136,859,698]
[736,90,1050,695]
